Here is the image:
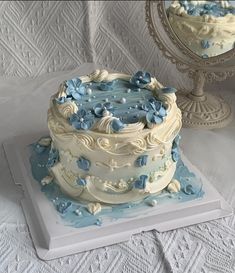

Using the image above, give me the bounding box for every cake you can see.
[167,0,235,58]
[43,69,182,207]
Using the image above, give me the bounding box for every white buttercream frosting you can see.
[47,70,182,204]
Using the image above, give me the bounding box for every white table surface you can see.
[1,63,235,273]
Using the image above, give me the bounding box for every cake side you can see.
[47,70,182,204]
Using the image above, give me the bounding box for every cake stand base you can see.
[177,92,233,129]
[3,133,233,260]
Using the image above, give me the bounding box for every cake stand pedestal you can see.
[3,133,233,260]
[177,70,233,129]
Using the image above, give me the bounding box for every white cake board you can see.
[3,133,233,261]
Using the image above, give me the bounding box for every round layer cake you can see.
[47,69,182,204]
[167,0,235,58]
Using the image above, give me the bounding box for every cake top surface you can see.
[52,70,178,135]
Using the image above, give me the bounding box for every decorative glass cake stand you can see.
[3,133,232,260]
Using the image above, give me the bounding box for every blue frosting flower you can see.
[130,71,151,88]
[171,135,181,162]
[139,97,167,125]
[65,78,86,100]
[76,178,87,186]
[55,96,72,104]
[69,109,94,130]
[134,175,148,189]
[201,40,210,49]
[135,155,148,167]
[111,119,125,132]
[99,81,115,91]
[56,201,72,214]
[93,102,114,117]
[46,148,59,168]
[146,100,167,125]
[77,156,91,171]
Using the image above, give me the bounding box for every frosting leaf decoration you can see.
[161,87,177,94]
[201,39,211,49]
[111,119,125,132]
[134,175,148,189]
[135,155,148,167]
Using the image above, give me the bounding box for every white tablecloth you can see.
[1,64,235,273]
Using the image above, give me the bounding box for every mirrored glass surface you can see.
[165,0,235,58]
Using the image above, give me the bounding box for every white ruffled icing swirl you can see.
[57,101,78,119]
